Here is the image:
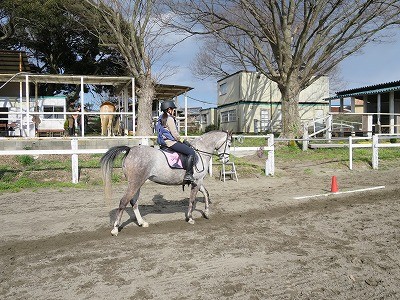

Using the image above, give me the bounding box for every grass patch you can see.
[232,136,268,147]
[0,176,88,193]
[274,144,400,164]
[17,155,35,166]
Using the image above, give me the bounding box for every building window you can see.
[260,109,270,131]
[201,114,208,124]
[43,106,64,119]
[219,82,227,96]
[221,110,236,123]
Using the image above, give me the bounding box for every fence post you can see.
[141,137,149,145]
[349,136,353,170]
[302,123,308,151]
[265,134,275,176]
[326,114,332,141]
[372,134,379,169]
[71,139,79,183]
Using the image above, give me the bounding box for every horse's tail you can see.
[100,146,131,201]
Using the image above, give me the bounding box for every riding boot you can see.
[183,154,195,183]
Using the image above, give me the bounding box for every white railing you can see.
[0,134,276,184]
[2,133,400,184]
[345,134,400,170]
[306,134,400,170]
[0,136,154,183]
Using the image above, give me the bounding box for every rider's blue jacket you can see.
[156,114,177,146]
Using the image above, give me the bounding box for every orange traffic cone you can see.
[331,176,339,193]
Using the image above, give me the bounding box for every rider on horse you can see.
[156,100,196,184]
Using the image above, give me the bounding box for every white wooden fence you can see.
[0,134,275,183]
[2,133,399,183]
[309,134,400,170]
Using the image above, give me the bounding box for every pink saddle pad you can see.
[160,149,184,169]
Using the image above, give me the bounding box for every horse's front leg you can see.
[130,189,148,228]
[199,184,211,219]
[186,184,200,224]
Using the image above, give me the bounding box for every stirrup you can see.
[183,174,194,182]
[182,177,196,191]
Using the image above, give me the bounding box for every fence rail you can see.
[3,133,397,184]
[308,134,400,170]
[0,134,275,183]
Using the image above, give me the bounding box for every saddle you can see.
[159,147,189,170]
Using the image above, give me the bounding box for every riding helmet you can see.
[161,100,177,112]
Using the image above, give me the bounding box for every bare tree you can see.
[84,0,167,135]
[164,0,400,138]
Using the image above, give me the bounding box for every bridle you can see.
[194,131,231,159]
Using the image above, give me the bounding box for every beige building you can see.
[199,107,218,132]
[216,71,329,133]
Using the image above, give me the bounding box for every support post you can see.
[71,139,79,183]
[377,94,381,133]
[265,134,275,176]
[389,91,394,134]
[25,74,30,137]
[349,136,353,170]
[141,137,149,146]
[184,92,188,136]
[302,122,308,151]
[326,114,332,141]
[80,77,85,137]
[372,135,379,170]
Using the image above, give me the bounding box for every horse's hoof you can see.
[111,227,119,236]
[187,218,195,225]
[203,211,210,219]
[140,221,149,228]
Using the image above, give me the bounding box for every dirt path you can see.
[1,159,400,299]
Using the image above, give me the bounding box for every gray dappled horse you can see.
[100,130,232,236]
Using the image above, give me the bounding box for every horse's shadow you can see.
[109,193,206,228]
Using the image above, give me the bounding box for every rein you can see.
[193,131,230,158]
[192,132,230,173]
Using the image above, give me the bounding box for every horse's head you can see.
[215,131,232,163]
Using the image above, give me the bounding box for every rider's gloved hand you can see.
[183,139,192,147]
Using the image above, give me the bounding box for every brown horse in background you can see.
[100,101,116,136]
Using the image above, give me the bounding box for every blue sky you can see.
[160,31,400,109]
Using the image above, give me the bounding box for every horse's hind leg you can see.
[130,189,148,228]
[187,184,200,224]
[111,183,141,236]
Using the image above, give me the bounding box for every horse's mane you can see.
[192,130,227,147]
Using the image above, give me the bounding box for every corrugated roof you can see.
[0,73,192,100]
[0,50,31,73]
[325,80,400,100]
[337,80,400,95]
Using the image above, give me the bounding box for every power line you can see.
[187,95,216,106]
